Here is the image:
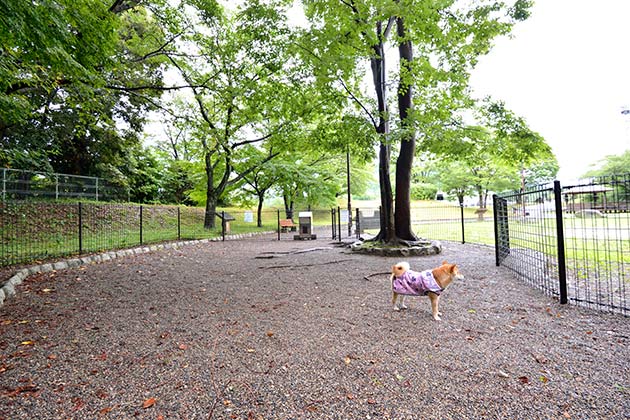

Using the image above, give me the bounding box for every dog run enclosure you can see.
[494,174,629,316]
[1,173,628,315]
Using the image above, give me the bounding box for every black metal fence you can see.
[494,174,629,315]
[3,172,628,317]
[349,203,494,246]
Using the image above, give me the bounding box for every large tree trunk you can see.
[256,193,264,228]
[394,16,418,241]
[203,151,216,229]
[283,194,294,219]
[371,26,395,243]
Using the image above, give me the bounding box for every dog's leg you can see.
[400,295,408,310]
[428,293,441,321]
[392,291,400,311]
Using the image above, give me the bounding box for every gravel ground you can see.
[0,236,628,419]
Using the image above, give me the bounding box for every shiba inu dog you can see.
[390,261,463,321]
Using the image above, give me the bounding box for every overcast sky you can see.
[469,0,630,181]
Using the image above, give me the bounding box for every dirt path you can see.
[0,238,628,419]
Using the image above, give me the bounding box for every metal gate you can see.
[492,194,510,265]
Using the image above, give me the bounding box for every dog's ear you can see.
[448,264,458,273]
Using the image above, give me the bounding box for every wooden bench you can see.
[279,219,296,232]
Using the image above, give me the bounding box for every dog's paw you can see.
[393,306,400,311]
[400,304,408,310]
[433,314,442,321]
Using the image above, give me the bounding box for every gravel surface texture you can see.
[0,236,628,419]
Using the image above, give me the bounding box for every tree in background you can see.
[154,0,332,228]
[583,150,630,178]
[429,116,556,209]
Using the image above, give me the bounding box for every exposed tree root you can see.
[260,259,352,270]
[256,247,333,259]
[363,271,391,281]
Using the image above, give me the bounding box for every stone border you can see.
[0,231,274,308]
[349,240,443,257]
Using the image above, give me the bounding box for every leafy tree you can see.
[1,0,168,197]
[430,121,555,209]
[157,0,322,228]
[1,0,119,133]
[302,0,534,244]
[583,150,630,178]
[233,146,283,227]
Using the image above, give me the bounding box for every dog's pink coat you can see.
[392,270,442,296]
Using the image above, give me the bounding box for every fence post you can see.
[140,205,143,245]
[331,208,336,239]
[337,206,342,242]
[553,180,568,304]
[222,211,226,241]
[277,209,280,241]
[177,207,181,240]
[78,202,83,255]
[460,202,465,244]
[355,208,360,239]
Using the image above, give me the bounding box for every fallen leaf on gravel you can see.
[468,309,476,313]
[518,376,529,384]
[367,399,377,404]
[563,412,571,419]
[19,340,35,346]
[246,348,256,353]
[142,397,156,408]
[497,370,509,378]
[266,330,274,337]
[72,397,85,411]
[344,356,351,365]
[178,343,188,350]
[304,404,318,412]
[540,375,549,383]
[3,384,39,397]
[347,394,355,400]
[99,407,113,415]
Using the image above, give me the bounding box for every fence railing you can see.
[348,203,494,246]
[1,168,122,201]
[3,171,628,318]
[494,174,629,316]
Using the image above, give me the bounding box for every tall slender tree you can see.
[302,0,535,244]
